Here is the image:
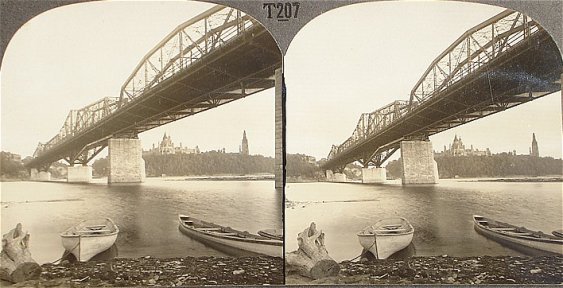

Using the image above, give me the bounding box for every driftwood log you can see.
[285,222,340,279]
[0,223,42,283]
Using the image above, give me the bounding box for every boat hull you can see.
[357,217,415,259]
[60,218,119,262]
[178,216,282,258]
[473,217,563,256]
[358,232,414,259]
[61,233,118,262]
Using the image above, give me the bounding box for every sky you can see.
[1,1,276,159]
[285,1,562,161]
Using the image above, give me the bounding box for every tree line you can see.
[286,154,323,181]
[0,152,27,179]
[93,151,275,176]
[386,154,563,179]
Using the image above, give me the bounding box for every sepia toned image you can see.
[1,1,283,286]
[284,1,562,285]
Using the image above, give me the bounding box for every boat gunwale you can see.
[179,215,282,246]
[357,217,415,237]
[473,215,563,244]
[60,218,119,238]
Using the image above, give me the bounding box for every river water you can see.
[286,179,563,262]
[1,179,282,264]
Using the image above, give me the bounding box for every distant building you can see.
[144,133,199,155]
[239,130,249,155]
[436,135,491,157]
[159,133,174,154]
[530,133,539,157]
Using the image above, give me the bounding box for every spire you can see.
[241,130,249,155]
[531,133,539,157]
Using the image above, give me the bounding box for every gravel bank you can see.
[6,256,283,287]
[286,255,562,285]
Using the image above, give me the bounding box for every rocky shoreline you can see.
[286,255,563,285]
[3,255,561,286]
[5,256,283,287]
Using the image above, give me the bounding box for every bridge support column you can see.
[400,140,438,185]
[362,167,386,184]
[333,173,347,182]
[67,165,92,183]
[30,169,51,181]
[274,68,284,189]
[108,138,145,184]
[325,170,334,181]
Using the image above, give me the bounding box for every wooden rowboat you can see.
[473,215,563,255]
[357,217,414,259]
[60,218,119,262]
[258,229,283,241]
[178,215,282,257]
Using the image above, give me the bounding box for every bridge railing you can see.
[410,10,539,104]
[327,100,411,161]
[33,97,119,157]
[120,6,255,103]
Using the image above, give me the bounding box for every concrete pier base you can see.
[400,140,439,185]
[362,167,386,183]
[108,138,145,184]
[30,169,51,181]
[67,166,92,183]
[333,173,347,182]
[325,170,334,181]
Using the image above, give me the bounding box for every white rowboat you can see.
[178,214,282,257]
[473,215,563,255]
[357,217,414,259]
[60,218,119,262]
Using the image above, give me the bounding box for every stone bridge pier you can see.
[30,168,51,181]
[108,138,145,184]
[325,169,347,182]
[67,165,93,183]
[361,167,386,183]
[400,140,439,185]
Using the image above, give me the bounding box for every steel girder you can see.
[410,10,539,105]
[32,97,119,166]
[120,6,254,103]
[326,101,410,166]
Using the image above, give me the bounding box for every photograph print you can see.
[283,1,562,284]
[1,1,283,286]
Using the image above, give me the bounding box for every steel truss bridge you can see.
[322,10,562,172]
[26,6,281,170]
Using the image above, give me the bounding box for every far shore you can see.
[459,176,562,182]
[158,174,274,181]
